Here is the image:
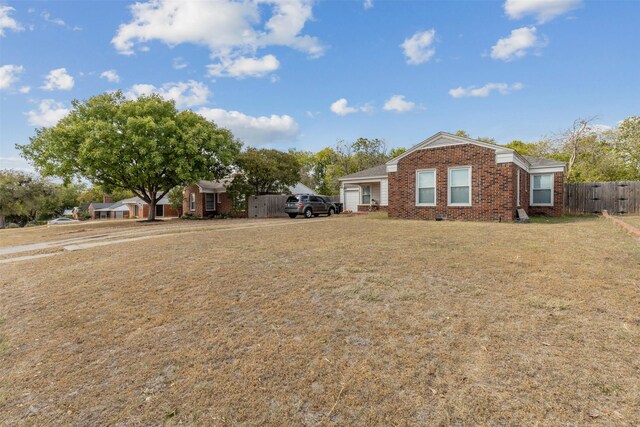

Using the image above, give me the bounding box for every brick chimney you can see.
[103,195,113,204]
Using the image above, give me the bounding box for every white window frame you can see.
[189,193,196,211]
[447,166,472,207]
[530,173,554,206]
[361,185,371,205]
[516,169,521,207]
[415,169,436,206]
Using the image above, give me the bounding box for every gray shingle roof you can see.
[523,156,565,168]
[89,203,112,209]
[339,164,387,180]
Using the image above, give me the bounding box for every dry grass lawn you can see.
[1,215,639,425]
[619,215,640,229]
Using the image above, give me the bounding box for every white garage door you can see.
[344,189,359,212]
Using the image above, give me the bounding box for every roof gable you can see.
[387,132,514,166]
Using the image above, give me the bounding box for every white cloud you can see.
[41,10,82,31]
[0,6,24,36]
[401,29,436,65]
[0,64,24,90]
[197,107,299,145]
[490,26,545,61]
[172,57,188,70]
[125,80,211,108]
[364,0,373,10]
[330,98,372,116]
[112,0,325,67]
[41,68,75,91]
[19,86,31,94]
[504,0,582,23]
[383,95,416,112]
[208,54,280,79]
[25,99,70,127]
[100,69,120,83]
[0,156,34,172]
[449,82,524,98]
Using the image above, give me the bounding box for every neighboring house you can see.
[88,195,179,219]
[183,179,316,218]
[339,132,565,221]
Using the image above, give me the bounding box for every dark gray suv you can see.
[285,194,336,218]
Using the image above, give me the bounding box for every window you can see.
[416,170,436,206]
[361,185,371,204]
[448,167,471,206]
[531,173,554,206]
[310,196,321,202]
[189,193,195,211]
[205,193,216,211]
[155,204,164,217]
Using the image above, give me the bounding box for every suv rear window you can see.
[286,196,299,203]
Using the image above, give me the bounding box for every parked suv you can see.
[284,194,336,219]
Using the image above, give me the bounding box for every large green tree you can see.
[231,148,301,196]
[0,170,56,227]
[614,116,640,179]
[19,91,240,220]
[78,185,134,205]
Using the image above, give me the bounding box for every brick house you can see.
[339,132,565,221]
[88,195,180,219]
[183,180,316,218]
[183,180,238,218]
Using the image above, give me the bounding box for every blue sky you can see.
[1,0,639,172]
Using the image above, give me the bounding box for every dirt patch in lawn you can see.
[619,215,640,229]
[0,216,639,425]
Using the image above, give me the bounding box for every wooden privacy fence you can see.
[247,194,341,218]
[248,195,289,218]
[563,181,640,215]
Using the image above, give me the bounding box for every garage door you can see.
[344,189,359,212]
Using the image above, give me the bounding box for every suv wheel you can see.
[288,213,297,219]
[304,208,313,218]
[328,207,335,216]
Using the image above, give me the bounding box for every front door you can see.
[155,204,164,217]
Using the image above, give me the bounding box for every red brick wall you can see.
[183,185,205,217]
[387,144,564,221]
[388,144,517,221]
[357,205,389,213]
[528,172,564,216]
[182,185,244,217]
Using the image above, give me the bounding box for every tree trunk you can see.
[0,215,5,229]
[148,200,156,221]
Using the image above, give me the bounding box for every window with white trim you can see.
[361,185,371,204]
[416,170,436,206]
[448,167,471,206]
[189,193,196,211]
[531,173,554,206]
[205,193,216,211]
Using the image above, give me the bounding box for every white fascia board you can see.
[387,164,397,173]
[496,152,529,171]
[529,166,565,174]
[339,176,387,182]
